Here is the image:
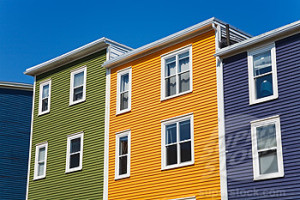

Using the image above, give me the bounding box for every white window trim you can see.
[65,132,84,173]
[116,67,132,115]
[38,79,51,115]
[33,142,48,180]
[161,45,193,101]
[251,115,284,180]
[248,43,278,105]
[115,130,131,180]
[161,113,194,170]
[69,66,87,106]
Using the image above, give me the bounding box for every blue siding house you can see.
[0,82,33,200]
[215,21,300,199]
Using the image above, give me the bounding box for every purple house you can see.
[215,21,300,199]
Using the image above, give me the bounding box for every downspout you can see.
[212,22,228,200]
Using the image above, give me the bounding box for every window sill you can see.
[116,109,131,116]
[33,176,46,181]
[38,110,50,116]
[254,172,284,181]
[115,174,130,180]
[161,90,192,102]
[250,95,278,105]
[69,99,86,106]
[161,161,194,171]
[65,167,82,174]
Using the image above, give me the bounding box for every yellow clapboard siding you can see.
[108,30,220,199]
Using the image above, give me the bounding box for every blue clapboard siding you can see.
[0,88,32,200]
[223,33,300,199]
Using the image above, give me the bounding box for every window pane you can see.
[179,71,190,93]
[165,76,176,97]
[179,120,190,141]
[119,156,128,175]
[180,141,191,163]
[70,153,80,168]
[73,86,83,101]
[255,74,273,99]
[70,138,81,153]
[166,124,177,144]
[120,92,128,110]
[42,84,49,98]
[120,73,129,92]
[165,57,176,77]
[166,144,177,165]
[253,51,272,76]
[74,71,84,87]
[119,136,128,155]
[38,163,44,176]
[42,99,48,112]
[256,124,276,150]
[38,147,45,162]
[259,150,278,175]
[179,52,189,72]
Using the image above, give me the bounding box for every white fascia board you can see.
[0,81,33,91]
[215,20,300,58]
[24,38,132,76]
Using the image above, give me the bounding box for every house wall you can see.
[0,87,32,200]
[223,33,300,199]
[27,50,107,199]
[108,30,221,199]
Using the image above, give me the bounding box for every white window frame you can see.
[38,79,51,115]
[161,113,194,170]
[248,43,278,105]
[115,130,131,180]
[161,45,193,101]
[116,67,132,115]
[251,115,284,180]
[34,142,48,180]
[69,66,87,106]
[65,132,84,173]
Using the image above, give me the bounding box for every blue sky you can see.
[0,0,299,84]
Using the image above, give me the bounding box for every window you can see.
[251,116,284,180]
[115,130,130,179]
[70,67,87,105]
[161,46,192,100]
[66,132,83,173]
[116,67,132,114]
[38,80,51,115]
[248,43,278,104]
[161,114,194,170]
[34,142,48,180]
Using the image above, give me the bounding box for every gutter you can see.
[0,81,33,91]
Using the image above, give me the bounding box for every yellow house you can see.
[102,18,250,200]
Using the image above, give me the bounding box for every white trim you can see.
[214,23,228,199]
[251,116,284,180]
[69,66,87,106]
[169,197,196,200]
[215,20,300,57]
[26,76,36,200]
[0,81,33,91]
[38,79,51,115]
[161,113,194,170]
[248,43,278,105]
[161,46,193,101]
[116,67,132,115]
[115,130,131,180]
[103,68,110,200]
[33,142,48,180]
[65,132,84,173]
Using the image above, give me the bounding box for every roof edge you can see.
[215,20,300,57]
[0,81,33,91]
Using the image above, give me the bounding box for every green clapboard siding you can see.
[28,50,106,199]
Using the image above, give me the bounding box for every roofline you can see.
[102,17,251,69]
[215,20,300,58]
[0,81,33,91]
[24,37,133,76]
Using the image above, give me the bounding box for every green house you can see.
[25,38,132,199]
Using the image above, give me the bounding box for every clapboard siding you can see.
[27,50,106,199]
[223,33,300,199]
[0,88,32,200]
[108,30,221,199]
